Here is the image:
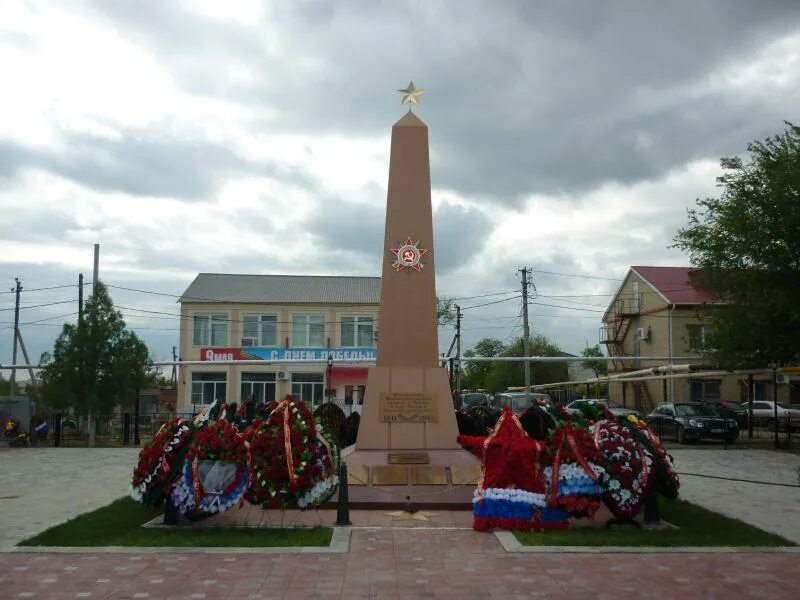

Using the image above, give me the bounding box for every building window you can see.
[341,316,374,347]
[344,385,353,406]
[686,324,710,352]
[291,372,324,406]
[191,372,227,407]
[242,315,278,346]
[291,315,325,347]
[193,314,228,346]
[690,379,720,402]
[241,372,276,404]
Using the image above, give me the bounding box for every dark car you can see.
[457,392,492,411]
[645,402,739,444]
[493,392,552,415]
[703,400,748,428]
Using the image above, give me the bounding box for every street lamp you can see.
[769,362,779,448]
[327,352,334,405]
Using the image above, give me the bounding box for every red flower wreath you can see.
[544,423,603,519]
[170,418,251,517]
[243,395,331,509]
[131,418,194,506]
[459,406,545,493]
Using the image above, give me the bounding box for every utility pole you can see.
[89,244,99,448]
[78,273,84,320]
[519,267,532,398]
[93,244,99,288]
[9,278,22,403]
[455,304,462,394]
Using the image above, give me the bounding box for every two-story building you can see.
[601,266,798,413]
[177,274,380,414]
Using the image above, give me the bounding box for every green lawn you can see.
[19,497,333,548]
[514,497,795,547]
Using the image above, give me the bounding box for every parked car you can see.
[457,392,492,411]
[493,392,552,415]
[645,402,739,444]
[702,400,748,428]
[740,401,800,429]
[564,398,641,419]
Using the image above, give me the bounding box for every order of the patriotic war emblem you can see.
[390,237,429,272]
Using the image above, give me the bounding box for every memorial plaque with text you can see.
[379,392,438,423]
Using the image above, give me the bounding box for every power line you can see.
[107,282,527,306]
[115,305,388,326]
[532,269,623,281]
[22,311,79,325]
[460,295,522,311]
[529,300,605,313]
[536,295,609,308]
[0,299,75,312]
[450,290,519,301]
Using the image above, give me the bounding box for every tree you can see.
[484,335,568,393]
[461,338,507,390]
[38,282,152,415]
[436,295,456,325]
[581,345,608,378]
[674,122,800,368]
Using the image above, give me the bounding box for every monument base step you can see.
[339,446,479,509]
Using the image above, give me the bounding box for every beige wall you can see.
[606,270,707,409]
[176,301,378,412]
[606,270,797,409]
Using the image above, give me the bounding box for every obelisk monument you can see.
[353,82,462,453]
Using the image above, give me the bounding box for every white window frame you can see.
[291,314,325,347]
[190,372,227,407]
[340,315,374,347]
[291,372,324,406]
[192,313,228,347]
[240,372,276,404]
[687,324,710,352]
[241,314,278,347]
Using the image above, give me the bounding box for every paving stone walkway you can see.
[671,448,800,544]
[2,530,800,599]
[0,447,141,548]
[2,446,800,597]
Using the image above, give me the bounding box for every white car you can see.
[741,401,800,426]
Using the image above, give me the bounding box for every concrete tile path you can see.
[2,530,800,599]
[2,446,800,598]
[671,448,800,543]
[0,447,141,548]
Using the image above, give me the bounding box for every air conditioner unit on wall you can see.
[636,326,651,341]
[277,370,289,381]
[776,373,793,384]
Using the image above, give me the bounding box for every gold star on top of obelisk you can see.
[397,81,424,105]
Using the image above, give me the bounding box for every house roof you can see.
[179,273,380,305]
[630,266,716,304]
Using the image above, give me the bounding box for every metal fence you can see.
[21,412,192,447]
[9,404,798,449]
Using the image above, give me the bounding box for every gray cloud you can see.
[88,0,800,202]
[433,203,493,272]
[0,132,317,200]
[3,0,800,365]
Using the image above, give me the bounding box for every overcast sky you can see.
[1,0,799,374]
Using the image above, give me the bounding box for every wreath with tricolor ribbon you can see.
[542,423,606,519]
[130,418,194,506]
[169,418,250,518]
